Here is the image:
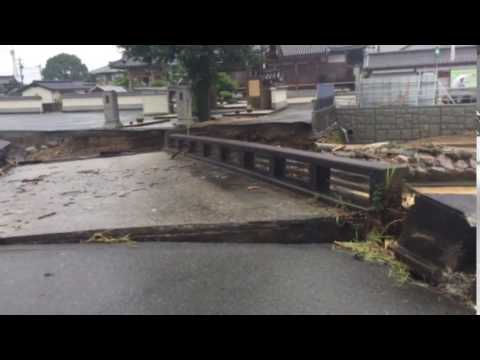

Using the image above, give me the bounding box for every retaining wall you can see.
[333,105,476,143]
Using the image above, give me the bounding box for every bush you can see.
[151,79,169,87]
[216,72,238,92]
[113,76,129,88]
[219,90,234,104]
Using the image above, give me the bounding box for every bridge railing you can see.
[167,134,408,211]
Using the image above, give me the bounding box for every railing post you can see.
[310,164,331,192]
[270,157,286,179]
[220,147,230,162]
[203,143,211,158]
[241,151,255,170]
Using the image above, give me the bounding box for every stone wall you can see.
[334,105,476,143]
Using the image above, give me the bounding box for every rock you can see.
[444,151,460,162]
[429,166,450,181]
[435,154,456,171]
[379,148,390,155]
[40,145,48,150]
[408,166,416,178]
[25,146,37,154]
[395,155,410,164]
[417,154,436,167]
[469,159,477,169]
[362,142,390,151]
[455,160,470,170]
[414,166,430,181]
[399,148,417,158]
[417,146,441,156]
[314,143,336,152]
[456,149,474,161]
[46,140,59,148]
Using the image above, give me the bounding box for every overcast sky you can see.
[0,45,123,83]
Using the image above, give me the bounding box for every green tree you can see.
[119,45,259,121]
[42,53,89,81]
[112,75,130,88]
[215,72,238,103]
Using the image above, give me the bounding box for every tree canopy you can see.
[119,45,260,121]
[42,53,89,81]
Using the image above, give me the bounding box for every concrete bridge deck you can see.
[0,151,340,243]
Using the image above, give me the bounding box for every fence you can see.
[357,78,477,108]
[167,134,407,211]
[284,79,477,108]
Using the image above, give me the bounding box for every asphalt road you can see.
[0,104,313,132]
[0,111,144,131]
[0,242,472,315]
[250,103,312,124]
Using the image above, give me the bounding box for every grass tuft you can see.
[86,232,136,246]
[335,233,410,286]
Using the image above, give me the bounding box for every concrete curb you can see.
[0,218,355,246]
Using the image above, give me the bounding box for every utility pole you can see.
[476,45,480,135]
[10,48,19,81]
[18,58,24,84]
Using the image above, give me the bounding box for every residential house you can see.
[20,81,95,111]
[364,45,477,80]
[0,76,19,96]
[264,45,367,89]
[90,65,125,85]
[109,56,166,90]
[363,45,478,104]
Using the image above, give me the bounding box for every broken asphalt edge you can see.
[0,217,355,247]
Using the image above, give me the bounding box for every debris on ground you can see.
[86,232,135,245]
[437,271,477,307]
[247,186,262,192]
[313,122,349,144]
[25,146,37,154]
[315,141,476,182]
[22,175,47,184]
[37,212,57,220]
[77,169,100,175]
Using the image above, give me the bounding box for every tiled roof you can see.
[24,81,95,92]
[279,45,366,57]
[109,56,161,69]
[90,65,125,75]
[0,76,16,85]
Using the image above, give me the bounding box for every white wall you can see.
[142,93,169,115]
[271,87,288,110]
[0,97,43,113]
[63,96,104,112]
[118,95,143,109]
[328,54,347,63]
[62,93,147,112]
[22,87,57,104]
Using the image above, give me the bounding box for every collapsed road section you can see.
[0,151,353,245]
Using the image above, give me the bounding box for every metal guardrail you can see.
[167,134,407,211]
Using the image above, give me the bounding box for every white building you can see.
[21,81,94,111]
